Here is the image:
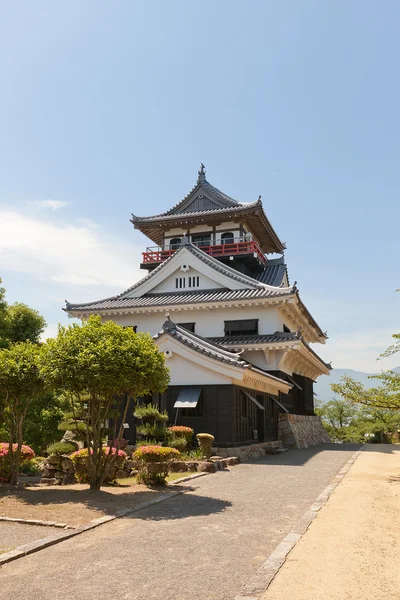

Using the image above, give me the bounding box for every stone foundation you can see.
[211,441,282,461]
[278,413,330,448]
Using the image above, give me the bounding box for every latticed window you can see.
[224,319,258,336]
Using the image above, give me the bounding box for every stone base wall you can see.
[211,441,282,461]
[278,413,330,449]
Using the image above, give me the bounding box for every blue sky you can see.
[0,1,399,371]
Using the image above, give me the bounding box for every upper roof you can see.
[131,165,286,254]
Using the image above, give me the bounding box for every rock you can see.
[54,472,63,480]
[61,458,73,471]
[47,456,60,465]
[115,469,129,479]
[197,461,217,473]
[40,478,57,485]
[185,461,199,472]
[227,457,240,466]
[169,461,187,473]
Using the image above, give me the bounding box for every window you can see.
[169,238,182,250]
[224,319,258,336]
[191,234,211,248]
[176,277,200,289]
[175,277,186,289]
[221,231,234,245]
[123,325,137,333]
[283,324,291,333]
[188,276,200,288]
[177,322,195,333]
[181,393,203,417]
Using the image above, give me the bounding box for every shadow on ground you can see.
[0,484,231,521]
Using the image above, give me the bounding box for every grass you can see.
[116,472,197,486]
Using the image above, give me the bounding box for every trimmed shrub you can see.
[167,436,187,452]
[133,445,180,485]
[0,443,35,482]
[21,456,45,475]
[168,426,194,447]
[70,447,127,484]
[136,422,171,442]
[134,404,169,423]
[47,441,78,455]
[196,433,215,459]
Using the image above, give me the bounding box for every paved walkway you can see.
[0,522,60,554]
[262,444,400,600]
[0,445,359,600]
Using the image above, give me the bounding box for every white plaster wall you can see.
[151,267,225,293]
[162,354,231,385]
[241,351,268,369]
[106,305,281,338]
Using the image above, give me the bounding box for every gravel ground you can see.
[0,522,60,554]
[0,444,359,600]
[262,444,400,600]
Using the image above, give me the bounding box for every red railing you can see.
[142,240,267,265]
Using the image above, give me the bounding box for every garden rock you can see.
[197,461,217,473]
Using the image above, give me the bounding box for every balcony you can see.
[141,238,267,269]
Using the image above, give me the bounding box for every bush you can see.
[196,433,214,459]
[21,456,45,475]
[133,445,180,485]
[134,404,169,423]
[135,439,159,448]
[70,447,127,484]
[0,443,35,482]
[136,422,171,442]
[46,441,78,455]
[113,438,128,450]
[167,436,188,452]
[168,426,194,447]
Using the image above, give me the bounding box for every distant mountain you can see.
[314,366,400,403]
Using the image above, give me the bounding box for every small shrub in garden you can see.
[21,457,45,475]
[113,437,128,450]
[70,447,127,484]
[134,404,169,423]
[196,433,215,459]
[135,438,159,448]
[47,441,78,455]
[168,426,194,447]
[0,443,35,482]
[133,445,180,485]
[167,436,188,452]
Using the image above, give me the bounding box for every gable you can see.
[151,265,226,294]
[121,245,261,299]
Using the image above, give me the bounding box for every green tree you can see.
[316,399,363,442]
[22,391,68,455]
[0,278,9,347]
[0,342,45,484]
[6,303,47,344]
[40,316,170,490]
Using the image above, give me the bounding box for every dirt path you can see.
[262,444,400,600]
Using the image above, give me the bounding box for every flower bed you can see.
[70,447,128,484]
[133,445,180,485]
[0,443,35,482]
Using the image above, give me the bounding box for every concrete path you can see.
[0,445,359,600]
[261,444,400,600]
[0,522,60,554]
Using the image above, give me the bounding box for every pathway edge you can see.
[234,445,365,600]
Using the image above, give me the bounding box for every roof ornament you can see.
[295,325,302,339]
[163,313,176,333]
[293,280,298,292]
[197,163,206,183]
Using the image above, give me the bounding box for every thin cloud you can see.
[32,200,68,211]
[0,211,143,295]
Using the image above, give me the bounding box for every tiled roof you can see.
[65,243,294,313]
[208,332,299,345]
[209,332,331,371]
[131,199,260,224]
[155,319,292,386]
[65,287,292,313]
[253,257,289,287]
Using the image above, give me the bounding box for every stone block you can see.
[197,461,217,473]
